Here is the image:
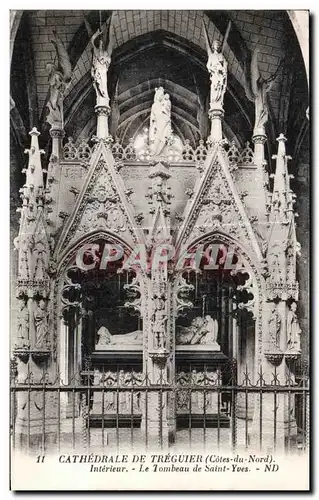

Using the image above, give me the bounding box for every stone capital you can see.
[50,128,65,140]
[94,105,111,117]
[252,134,267,145]
[91,135,114,147]
[208,108,224,120]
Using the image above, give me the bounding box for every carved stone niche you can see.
[264,350,284,366]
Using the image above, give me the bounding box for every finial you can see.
[275,133,287,159]
[276,133,287,142]
[29,127,40,137]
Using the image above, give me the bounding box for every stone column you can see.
[27,293,36,347]
[207,109,224,146]
[251,132,269,230]
[252,133,267,167]
[144,362,170,449]
[13,354,59,453]
[59,318,69,418]
[46,127,65,230]
[141,273,173,449]
[50,127,65,159]
[235,318,256,449]
[95,105,111,140]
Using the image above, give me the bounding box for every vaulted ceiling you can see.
[10,10,308,166]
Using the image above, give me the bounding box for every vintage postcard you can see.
[9,9,310,490]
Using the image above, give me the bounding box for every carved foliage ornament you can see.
[63,159,136,249]
[184,159,253,252]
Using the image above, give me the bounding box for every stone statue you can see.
[268,247,284,286]
[268,305,281,349]
[17,301,29,344]
[90,18,114,107]
[151,294,167,349]
[46,30,72,127]
[287,302,301,351]
[34,299,49,349]
[108,207,126,232]
[48,258,57,277]
[95,326,143,350]
[204,315,219,343]
[149,87,173,157]
[202,22,227,111]
[177,315,220,346]
[286,244,295,283]
[153,310,167,349]
[177,317,202,345]
[34,236,47,280]
[243,47,283,135]
[95,326,111,349]
[93,369,101,386]
[16,234,34,279]
[112,330,143,344]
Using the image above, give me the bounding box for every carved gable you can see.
[55,143,145,258]
[176,147,262,261]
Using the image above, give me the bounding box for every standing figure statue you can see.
[268,246,284,286]
[244,47,283,136]
[17,301,29,345]
[286,244,295,284]
[34,236,48,280]
[15,234,34,279]
[153,311,167,349]
[268,305,282,350]
[46,29,72,127]
[89,16,114,107]
[202,21,228,111]
[204,315,219,344]
[152,296,167,349]
[287,302,301,351]
[34,299,49,349]
[149,87,173,157]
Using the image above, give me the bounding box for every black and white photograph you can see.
[9,8,310,490]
